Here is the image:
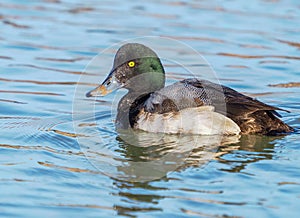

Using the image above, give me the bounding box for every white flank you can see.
[135,106,241,135]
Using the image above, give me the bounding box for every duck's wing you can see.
[144,78,289,117]
[144,78,293,134]
[144,79,213,113]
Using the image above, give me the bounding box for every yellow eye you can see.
[128,61,135,68]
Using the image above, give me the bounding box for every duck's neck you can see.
[116,72,165,130]
[116,92,151,130]
[116,56,166,129]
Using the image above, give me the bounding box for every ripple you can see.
[0,90,63,96]
[114,205,162,215]
[53,203,114,211]
[0,55,13,60]
[168,194,246,206]
[51,129,86,138]
[37,161,100,174]
[2,20,31,28]
[217,52,300,60]
[242,91,295,97]
[0,77,96,86]
[276,39,300,49]
[161,35,226,43]
[278,181,300,186]
[0,142,81,154]
[180,4,295,20]
[9,64,89,75]
[181,208,243,218]
[67,7,94,14]
[35,57,87,62]
[268,82,300,88]
[0,178,34,182]
[0,98,27,104]
[225,65,249,69]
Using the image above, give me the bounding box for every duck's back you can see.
[135,78,293,135]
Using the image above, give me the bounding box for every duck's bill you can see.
[86,71,121,97]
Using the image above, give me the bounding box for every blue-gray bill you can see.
[86,70,121,97]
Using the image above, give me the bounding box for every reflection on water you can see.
[215,135,279,173]
[109,134,283,217]
[85,130,240,182]
[1,108,294,217]
[1,0,300,217]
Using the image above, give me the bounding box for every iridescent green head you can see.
[86,43,165,97]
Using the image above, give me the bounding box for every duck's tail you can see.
[233,110,294,135]
[263,111,294,135]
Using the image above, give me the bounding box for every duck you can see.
[86,43,294,135]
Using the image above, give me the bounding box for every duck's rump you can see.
[131,78,293,135]
[224,102,293,135]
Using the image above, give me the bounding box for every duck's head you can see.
[86,43,165,97]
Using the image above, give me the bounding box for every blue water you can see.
[1,0,300,217]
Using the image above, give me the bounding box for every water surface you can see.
[1,0,300,217]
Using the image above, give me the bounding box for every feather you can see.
[142,78,293,135]
[135,106,241,135]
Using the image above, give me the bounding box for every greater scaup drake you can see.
[86,43,294,135]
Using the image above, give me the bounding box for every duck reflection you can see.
[215,134,283,173]
[112,131,286,181]
[109,133,286,217]
[82,128,286,183]
[113,130,240,182]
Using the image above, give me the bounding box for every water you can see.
[1,0,300,217]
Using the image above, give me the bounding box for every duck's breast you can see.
[135,106,240,135]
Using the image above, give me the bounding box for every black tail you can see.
[231,110,294,135]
